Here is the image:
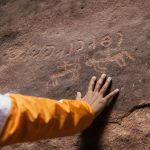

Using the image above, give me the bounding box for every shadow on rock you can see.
[78,93,119,150]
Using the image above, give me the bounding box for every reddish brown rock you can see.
[0,0,150,149]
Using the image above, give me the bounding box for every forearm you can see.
[0,93,94,146]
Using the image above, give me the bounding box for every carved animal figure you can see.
[85,51,135,72]
[49,60,81,87]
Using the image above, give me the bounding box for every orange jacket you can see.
[0,93,94,146]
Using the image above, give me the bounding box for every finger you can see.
[76,92,82,99]
[94,73,106,92]
[100,77,112,95]
[104,89,119,101]
[88,76,97,92]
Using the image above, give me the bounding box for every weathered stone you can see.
[0,0,150,149]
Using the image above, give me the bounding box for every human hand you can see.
[76,74,119,118]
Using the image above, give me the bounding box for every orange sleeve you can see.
[0,93,94,146]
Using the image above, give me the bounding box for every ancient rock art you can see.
[110,51,135,67]
[33,36,96,60]
[30,48,41,58]
[0,0,149,149]
[65,43,73,56]
[85,32,135,72]
[85,51,135,72]
[76,40,85,52]
[26,32,129,64]
[100,35,112,47]
[55,49,65,59]
[41,46,55,58]
[85,57,107,72]
[117,32,123,47]
[3,47,25,60]
[55,40,85,58]
[88,36,96,50]
[48,59,81,87]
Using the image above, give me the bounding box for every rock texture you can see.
[0,0,150,149]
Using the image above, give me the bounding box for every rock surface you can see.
[0,0,150,149]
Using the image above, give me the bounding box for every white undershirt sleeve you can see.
[0,93,11,135]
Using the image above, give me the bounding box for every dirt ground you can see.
[0,0,150,149]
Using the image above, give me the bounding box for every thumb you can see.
[76,92,82,99]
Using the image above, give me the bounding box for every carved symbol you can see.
[19,52,26,58]
[85,57,107,72]
[30,49,41,57]
[85,51,135,72]
[100,35,112,47]
[55,40,85,59]
[65,43,73,56]
[55,50,65,59]
[42,46,55,58]
[48,59,81,87]
[18,52,27,62]
[117,32,123,47]
[110,51,135,67]
[86,32,135,72]
[4,47,25,60]
[88,36,96,49]
[76,40,85,52]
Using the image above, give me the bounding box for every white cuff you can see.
[0,94,11,135]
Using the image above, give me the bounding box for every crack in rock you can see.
[109,99,150,125]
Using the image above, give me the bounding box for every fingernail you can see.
[102,73,106,77]
[92,76,96,79]
[108,77,112,81]
[115,89,119,92]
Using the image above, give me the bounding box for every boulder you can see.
[0,0,149,149]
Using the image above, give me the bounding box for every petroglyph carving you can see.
[100,35,112,47]
[55,50,65,58]
[86,58,107,72]
[65,43,73,56]
[42,46,55,58]
[117,32,123,47]
[85,32,135,71]
[76,40,85,52]
[110,51,135,67]
[4,47,24,59]
[48,59,81,87]
[30,49,41,57]
[85,51,135,72]
[55,40,85,58]
[19,52,26,58]
[27,32,125,60]
[88,36,96,49]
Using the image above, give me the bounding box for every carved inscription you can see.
[31,49,40,57]
[42,46,55,57]
[3,32,135,88]
[88,36,96,49]
[45,32,135,87]
[85,50,135,72]
[48,59,81,87]
[5,32,134,65]
[76,40,85,52]
[117,32,123,47]
[85,32,135,72]
[3,47,26,60]
[100,35,112,47]
[110,51,135,67]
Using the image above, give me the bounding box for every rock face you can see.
[0,0,150,149]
